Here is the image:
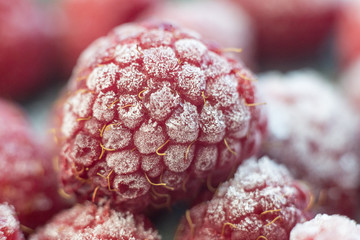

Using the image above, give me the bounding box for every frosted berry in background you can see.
[0,99,69,230]
[55,0,158,76]
[230,0,338,62]
[175,157,312,240]
[138,0,255,68]
[290,214,360,240]
[341,58,360,113]
[0,203,25,240]
[29,201,161,240]
[336,0,360,68]
[259,70,360,218]
[0,0,55,100]
[52,21,267,213]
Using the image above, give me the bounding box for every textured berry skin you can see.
[0,99,68,229]
[337,0,360,68]
[53,21,266,212]
[29,201,161,240]
[56,0,158,75]
[138,0,255,68]
[0,203,25,240]
[231,0,337,61]
[259,70,360,218]
[0,0,54,100]
[290,214,360,240]
[175,157,312,240]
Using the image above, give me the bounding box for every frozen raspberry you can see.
[0,203,25,240]
[231,0,338,61]
[55,0,158,75]
[0,99,68,229]
[341,58,360,112]
[290,214,360,240]
[259,70,360,218]
[175,157,312,240]
[138,0,255,68]
[29,201,160,240]
[0,0,54,100]
[336,0,360,68]
[53,21,266,212]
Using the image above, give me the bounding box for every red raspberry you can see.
[175,157,312,240]
[29,201,161,240]
[0,0,54,100]
[336,0,360,68]
[56,0,158,75]
[53,21,266,212]
[138,0,255,68]
[0,99,68,229]
[0,203,24,240]
[260,70,360,217]
[230,0,337,61]
[290,214,360,240]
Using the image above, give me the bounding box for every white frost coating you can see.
[92,91,117,122]
[67,91,95,118]
[84,118,103,136]
[113,173,150,199]
[164,144,194,172]
[206,75,239,108]
[175,38,207,63]
[114,43,142,65]
[61,110,79,138]
[218,138,241,167]
[141,154,163,178]
[117,94,144,129]
[0,203,20,238]
[194,145,218,174]
[161,170,187,189]
[106,150,140,175]
[290,214,360,240]
[177,64,206,103]
[133,120,166,154]
[112,24,146,42]
[260,70,360,189]
[86,63,119,92]
[224,101,251,139]
[144,83,180,121]
[76,37,112,70]
[140,29,173,47]
[143,46,179,78]
[203,51,232,78]
[165,101,199,143]
[199,104,226,143]
[117,63,146,93]
[71,133,99,166]
[102,124,132,150]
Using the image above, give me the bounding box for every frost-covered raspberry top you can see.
[0,203,24,240]
[290,214,360,240]
[54,21,266,211]
[175,157,311,240]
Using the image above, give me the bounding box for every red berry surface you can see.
[175,156,311,240]
[0,203,24,240]
[0,99,68,229]
[29,201,160,240]
[260,70,360,217]
[53,21,266,212]
[341,58,360,113]
[290,214,360,240]
[230,0,337,60]
[138,0,255,68]
[337,0,360,68]
[56,0,158,75]
[0,0,54,100]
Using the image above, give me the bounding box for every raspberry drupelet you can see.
[290,214,360,240]
[53,21,266,212]
[0,99,68,229]
[0,203,25,240]
[175,156,312,240]
[29,201,161,240]
[259,70,360,218]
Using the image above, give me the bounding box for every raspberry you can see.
[0,99,68,229]
[231,0,337,61]
[56,0,158,75]
[336,0,360,68]
[29,201,161,240]
[138,0,255,67]
[290,214,360,240]
[0,203,24,240]
[259,70,360,217]
[341,58,360,113]
[0,0,54,100]
[53,21,266,212]
[175,157,312,240]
